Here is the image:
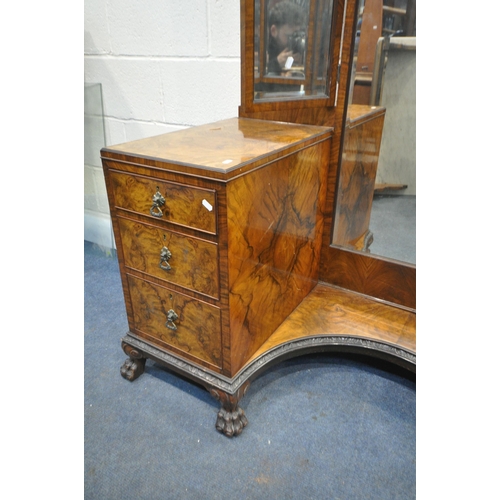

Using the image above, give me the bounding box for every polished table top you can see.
[101,117,333,180]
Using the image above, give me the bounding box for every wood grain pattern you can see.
[226,140,331,373]
[332,105,385,248]
[320,0,359,252]
[318,0,416,311]
[246,282,416,365]
[97,3,417,436]
[117,217,220,299]
[103,118,335,377]
[107,168,217,234]
[127,275,222,370]
[321,247,416,310]
[102,118,332,182]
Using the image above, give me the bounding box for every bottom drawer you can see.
[127,275,222,368]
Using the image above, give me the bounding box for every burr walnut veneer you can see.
[332,105,386,251]
[102,117,415,437]
[101,0,416,437]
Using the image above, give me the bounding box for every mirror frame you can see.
[239,0,340,121]
[319,0,415,311]
[239,0,416,312]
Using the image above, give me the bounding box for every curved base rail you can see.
[120,331,415,437]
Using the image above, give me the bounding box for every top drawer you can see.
[107,170,217,234]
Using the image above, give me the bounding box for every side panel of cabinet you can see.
[226,140,331,374]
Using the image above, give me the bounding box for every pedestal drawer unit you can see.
[101,117,333,436]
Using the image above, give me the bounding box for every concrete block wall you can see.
[84,0,241,249]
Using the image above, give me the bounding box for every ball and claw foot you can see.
[215,406,248,437]
[210,382,250,437]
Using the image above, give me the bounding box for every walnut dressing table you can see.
[101,0,416,437]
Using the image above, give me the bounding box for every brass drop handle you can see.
[150,187,166,218]
[159,246,172,271]
[166,309,179,331]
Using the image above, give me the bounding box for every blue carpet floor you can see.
[84,241,416,499]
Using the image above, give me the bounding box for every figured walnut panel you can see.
[226,141,331,374]
[320,247,416,310]
[247,283,416,365]
[238,106,336,128]
[107,168,217,234]
[127,275,222,369]
[117,218,219,299]
[332,106,385,248]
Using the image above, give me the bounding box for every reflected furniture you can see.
[352,0,416,104]
[101,0,416,437]
[332,104,385,251]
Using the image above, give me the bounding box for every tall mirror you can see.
[332,0,416,265]
[253,0,335,101]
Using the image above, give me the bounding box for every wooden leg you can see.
[209,382,250,437]
[120,341,146,381]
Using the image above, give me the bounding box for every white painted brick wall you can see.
[84,0,241,248]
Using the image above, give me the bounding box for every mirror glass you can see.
[332,0,416,264]
[254,0,335,101]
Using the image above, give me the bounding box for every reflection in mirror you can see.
[332,0,416,264]
[254,0,334,101]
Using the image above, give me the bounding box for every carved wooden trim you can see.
[122,332,415,395]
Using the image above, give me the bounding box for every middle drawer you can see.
[118,217,220,299]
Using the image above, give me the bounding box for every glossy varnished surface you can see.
[226,140,331,373]
[247,283,416,366]
[102,118,332,180]
[319,0,416,310]
[127,275,222,370]
[107,168,217,234]
[97,2,417,436]
[321,248,416,310]
[346,104,385,125]
[238,0,341,122]
[117,218,220,299]
[332,105,385,249]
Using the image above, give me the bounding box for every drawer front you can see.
[118,218,219,299]
[109,170,217,234]
[127,275,222,368]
